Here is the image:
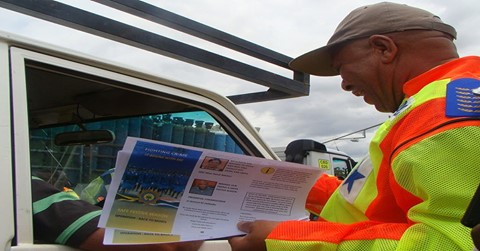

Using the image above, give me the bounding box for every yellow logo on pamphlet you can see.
[261,167,276,174]
[138,189,161,205]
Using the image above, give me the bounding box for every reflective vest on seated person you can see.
[266,56,480,251]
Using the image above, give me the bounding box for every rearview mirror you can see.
[54,130,115,146]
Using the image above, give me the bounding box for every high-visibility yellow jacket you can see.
[267,56,480,250]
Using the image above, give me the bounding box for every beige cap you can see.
[289,2,457,76]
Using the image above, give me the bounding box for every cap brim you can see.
[289,45,339,76]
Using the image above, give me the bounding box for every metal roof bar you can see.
[94,0,294,69]
[0,0,310,104]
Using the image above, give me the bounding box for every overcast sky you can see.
[1,0,479,160]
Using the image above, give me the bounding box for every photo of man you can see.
[189,179,217,196]
[200,157,227,171]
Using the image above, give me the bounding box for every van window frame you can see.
[9,46,271,248]
[0,41,15,249]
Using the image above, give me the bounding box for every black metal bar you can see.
[0,0,310,103]
[93,0,294,69]
[227,89,294,104]
[293,70,310,85]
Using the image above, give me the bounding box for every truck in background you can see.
[272,139,357,179]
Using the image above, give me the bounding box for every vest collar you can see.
[403,56,480,96]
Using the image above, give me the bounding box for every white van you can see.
[0,31,280,251]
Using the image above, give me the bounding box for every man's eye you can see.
[331,63,341,74]
[334,66,341,74]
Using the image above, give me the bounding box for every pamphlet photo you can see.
[200,156,228,171]
[189,179,217,196]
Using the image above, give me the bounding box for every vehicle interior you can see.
[26,59,247,195]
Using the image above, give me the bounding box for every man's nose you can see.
[341,79,353,91]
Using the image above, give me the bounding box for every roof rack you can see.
[0,0,310,104]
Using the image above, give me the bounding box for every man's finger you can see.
[237,221,254,233]
[228,236,243,246]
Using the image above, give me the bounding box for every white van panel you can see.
[0,41,15,251]
[8,46,242,251]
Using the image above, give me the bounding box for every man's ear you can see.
[368,35,398,63]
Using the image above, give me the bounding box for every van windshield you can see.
[24,58,247,204]
[29,111,244,194]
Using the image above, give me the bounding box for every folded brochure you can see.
[98,137,322,244]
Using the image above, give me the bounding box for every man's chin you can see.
[370,102,387,113]
[364,98,388,112]
[373,104,395,113]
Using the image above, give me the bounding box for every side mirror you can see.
[54,130,115,146]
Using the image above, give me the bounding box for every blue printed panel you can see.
[130,141,202,173]
[446,78,480,117]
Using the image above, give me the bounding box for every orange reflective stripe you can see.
[366,97,454,220]
[386,96,480,162]
[392,119,480,162]
[364,156,410,222]
[345,221,409,241]
[269,220,409,243]
[366,118,411,222]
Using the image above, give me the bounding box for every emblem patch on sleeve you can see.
[446,78,480,117]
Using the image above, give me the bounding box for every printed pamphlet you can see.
[98,137,322,244]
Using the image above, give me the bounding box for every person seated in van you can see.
[32,176,202,251]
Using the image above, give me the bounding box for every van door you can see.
[0,41,15,251]
[9,46,273,250]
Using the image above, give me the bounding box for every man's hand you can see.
[79,228,203,251]
[228,220,280,251]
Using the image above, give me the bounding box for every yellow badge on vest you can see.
[446,78,480,117]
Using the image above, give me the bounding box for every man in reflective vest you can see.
[229,2,480,251]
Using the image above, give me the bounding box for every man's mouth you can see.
[352,90,364,97]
